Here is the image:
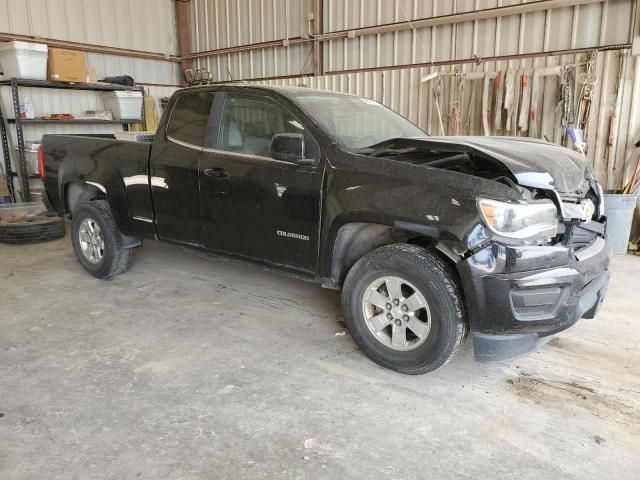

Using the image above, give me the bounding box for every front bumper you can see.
[458,234,611,362]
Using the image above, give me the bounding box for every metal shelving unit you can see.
[0,78,145,202]
[7,118,143,125]
[0,99,13,200]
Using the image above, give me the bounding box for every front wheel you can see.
[71,200,134,279]
[342,244,467,374]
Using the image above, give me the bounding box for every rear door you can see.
[149,91,215,245]
[198,91,323,272]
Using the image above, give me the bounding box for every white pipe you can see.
[421,72,439,83]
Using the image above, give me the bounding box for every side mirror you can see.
[270,133,313,165]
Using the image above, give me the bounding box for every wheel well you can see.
[330,222,457,286]
[65,182,105,216]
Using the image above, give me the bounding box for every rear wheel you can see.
[71,201,133,279]
[342,244,467,374]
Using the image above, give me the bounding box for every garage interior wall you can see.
[0,0,181,146]
[189,0,639,195]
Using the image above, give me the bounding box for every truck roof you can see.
[180,83,353,98]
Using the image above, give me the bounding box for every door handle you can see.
[203,167,229,178]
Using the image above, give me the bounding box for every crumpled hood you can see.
[427,136,591,193]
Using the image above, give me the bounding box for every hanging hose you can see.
[448,103,461,136]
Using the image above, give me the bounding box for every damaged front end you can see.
[454,156,610,363]
[363,136,611,362]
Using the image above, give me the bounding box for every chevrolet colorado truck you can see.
[40,85,611,374]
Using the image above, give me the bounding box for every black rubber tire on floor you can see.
[342,244,468,375]
[0,215,65,244]
[71,200,133,279]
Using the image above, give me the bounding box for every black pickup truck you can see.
[40,85,610,374]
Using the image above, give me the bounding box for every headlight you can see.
[477,198,558,240]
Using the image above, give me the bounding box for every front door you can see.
[198,92,323,273]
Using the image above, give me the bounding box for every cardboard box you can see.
[47,48,87,83]
[0,177,9,198]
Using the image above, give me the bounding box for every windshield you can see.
[294,93,427,151]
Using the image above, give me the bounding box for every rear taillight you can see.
[37,145,45,179]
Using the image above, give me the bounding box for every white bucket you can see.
[14,146,40,176]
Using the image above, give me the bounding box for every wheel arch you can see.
[64,181,106,215]
[326,220,462,287]
[63,180,138,237]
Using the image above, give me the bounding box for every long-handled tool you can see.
[432,82,446,136]
[622,140,640,194]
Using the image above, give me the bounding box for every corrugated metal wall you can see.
[324,0,634,71]
[0,0,180,85]
[190,0,315,81]
[190,0,635,79]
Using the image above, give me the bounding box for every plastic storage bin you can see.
[0,41,48,80]
[14,145,40,176]
[102,91,143,120]
[603,193,638,255]
[0,202,46,222]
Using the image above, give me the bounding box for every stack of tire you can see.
[0,213,65,244]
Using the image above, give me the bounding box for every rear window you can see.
[166,92,215,147]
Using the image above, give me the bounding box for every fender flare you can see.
[62,179,134,236]
[324,219,463,286]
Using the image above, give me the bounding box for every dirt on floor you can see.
[1,233,639,479]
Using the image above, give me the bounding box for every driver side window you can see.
[218,94,316,161]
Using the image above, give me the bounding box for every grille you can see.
[565,220,605,249]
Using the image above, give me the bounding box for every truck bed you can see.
[41,134,154,237]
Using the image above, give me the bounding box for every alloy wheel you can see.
[361,275,432,351]
[78,218,105,264]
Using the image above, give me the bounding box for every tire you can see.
[71,200,133,279]
[342,244,467,375]
[0,215,65,244]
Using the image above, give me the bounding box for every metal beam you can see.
[175,0,194,85]
[632,0,640,55]
[348,0,606,38]
[212,43,630,84]
[313,0,324,76]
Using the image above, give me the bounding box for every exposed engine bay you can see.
[365,137,606,249]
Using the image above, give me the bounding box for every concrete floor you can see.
[1,233,639,480]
